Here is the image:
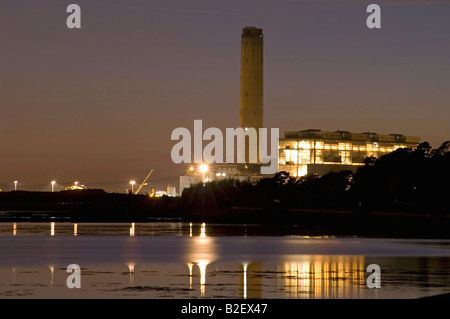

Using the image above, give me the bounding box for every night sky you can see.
[1,0,449,192]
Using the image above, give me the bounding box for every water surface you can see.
[0,222,448,299]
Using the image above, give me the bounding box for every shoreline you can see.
[0,190,449,239]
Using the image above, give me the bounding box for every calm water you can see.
[0,222,448,299]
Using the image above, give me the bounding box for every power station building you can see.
[279,129,420,177]
[178,26,421,195]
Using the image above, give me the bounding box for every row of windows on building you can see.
[278,138,416,177]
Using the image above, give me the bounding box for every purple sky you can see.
[1,0,449,192]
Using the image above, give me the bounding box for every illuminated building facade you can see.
[278,129,421,177]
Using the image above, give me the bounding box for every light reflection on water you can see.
[281,256,366,299]
[0,222,448,299]
[184,234,216,297]
[0,222,340,237]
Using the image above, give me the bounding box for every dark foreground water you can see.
[0,222,448,299]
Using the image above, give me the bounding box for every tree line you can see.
[180,141,450,216]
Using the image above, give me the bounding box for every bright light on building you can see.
[153,190,167,197]
[66,181,87,190]
[199,164,208,173]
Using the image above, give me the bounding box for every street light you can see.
[51,181,56,192]
[199,164,208,173]
[14,181,18,191]
[130,180,136,194]
[199,164,208,183]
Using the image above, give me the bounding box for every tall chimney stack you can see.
[239,26,263,163]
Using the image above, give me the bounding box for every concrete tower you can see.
[240,26,263,163]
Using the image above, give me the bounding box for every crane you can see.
[134,169,154,194]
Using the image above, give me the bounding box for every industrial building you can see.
[279,129,420,177]
[178,26,421,195]
[179,163,262,195]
